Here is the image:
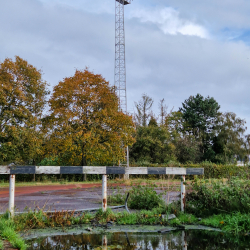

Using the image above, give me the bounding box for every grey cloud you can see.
[125,19,250,126]
[0,0,115,88]
[1,0,250,130]
[152,0,250,31]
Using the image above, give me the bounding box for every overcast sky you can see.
[1,0,250,129]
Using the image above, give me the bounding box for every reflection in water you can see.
[102,235,107,250]
[26,230,250,249]
[182,231,187,250]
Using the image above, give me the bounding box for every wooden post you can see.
[102,175,107,212]
[9,174,15,218]
[181,175,186,212]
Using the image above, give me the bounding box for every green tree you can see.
[44,69,135,166]
[0,56,49,164]
[165,111,187,140]
[130,119,175,164]
[180,94,220,160]
[213,112,247,163]
[174,135,202,163]
[245,134,250,162]
[165,111,201,163]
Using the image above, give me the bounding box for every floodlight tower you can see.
[115,0,131,172]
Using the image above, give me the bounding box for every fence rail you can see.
[0,166,204,175]
[0,165,204,218]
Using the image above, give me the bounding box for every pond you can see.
[25,230,250,249]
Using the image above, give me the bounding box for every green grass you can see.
[0,238,3,250]
[200,212,250,234]
[0,213,27,250]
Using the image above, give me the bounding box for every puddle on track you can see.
[26,230,250,249]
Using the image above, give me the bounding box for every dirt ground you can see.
[0,183,180,213]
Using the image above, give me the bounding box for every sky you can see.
[1,0,250,130]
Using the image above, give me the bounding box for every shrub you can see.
[129,184,165,210]
[186,177,250,216]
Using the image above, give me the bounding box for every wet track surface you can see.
[0,184,180,213]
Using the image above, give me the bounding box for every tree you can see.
[180,94,220,159]
[158,98,168,126]
[245,134,250,163]
[164,111,202,163]
[213,112,247,163]
[130,123,175,164]
[44,69,135,166]
[180,94,220,137]
[0,56,49,164]
[148,116,158,127]
[134,94,153,127]
[174,135,202,163]
[165,111,187,140]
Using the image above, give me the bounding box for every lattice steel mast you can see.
[115,0,131,112]
[115,0,131,170]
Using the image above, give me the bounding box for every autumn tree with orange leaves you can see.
[0,56,49,164]
[44,69,135,166]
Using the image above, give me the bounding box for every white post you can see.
[181,175,186,212]
[182,231,187,250]
[124,146,129,180]
[9,174,15,218]
[102,174,107,212]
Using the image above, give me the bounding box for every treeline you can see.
[130,94,250,164]
[0,56,249,167]
[0,56,135,166]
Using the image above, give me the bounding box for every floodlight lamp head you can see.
[116,0,132,5]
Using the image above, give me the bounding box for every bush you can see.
[108,184,166,210]
[186,177,250,216]
[129,184,165,210]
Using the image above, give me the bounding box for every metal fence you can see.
[0,166,204,217]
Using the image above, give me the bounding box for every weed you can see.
[178,213,197,224]
[165,200,181,216]
[13,208,94,231]
[198,212,250,234]
[200,214,225,229]
[115,210,163,225]
[116,212,137,225]
[108,183,166,210]
[0,213,27,250]
[186,177,250,216]
[95,208,116,223]
[108,186,126,205]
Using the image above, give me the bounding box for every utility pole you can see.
[115,0,132,179]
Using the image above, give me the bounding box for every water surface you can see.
[26,230,250,249]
